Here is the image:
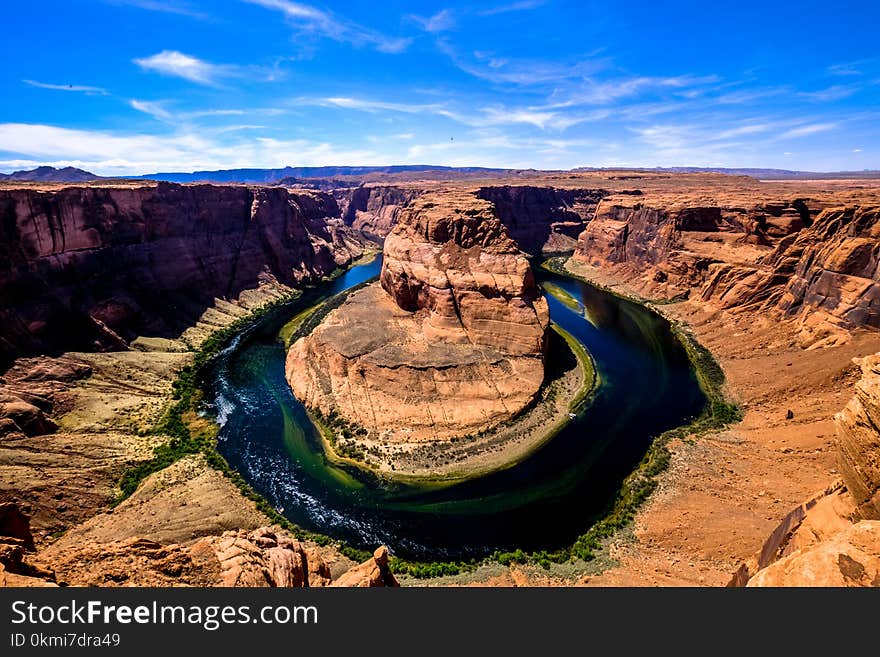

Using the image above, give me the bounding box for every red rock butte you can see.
[285,191,549,444]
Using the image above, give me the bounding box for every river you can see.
[209,256,706,560]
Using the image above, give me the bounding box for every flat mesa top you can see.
[307,283,506,367]
[3,171,880,209]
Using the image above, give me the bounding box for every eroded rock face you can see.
[380,195,548,356]
[477,186,606,255]
[336,185,419,240]
[574,199,880,344]
[837,354,880,520]
[286,193,549,442]
[0,502,56,587]
[30,523,392,587]
[747,521,880,587]
[330,546,398,588]
[0,183,363,366]
[189,527,332,587]
[576,204,680,269]
[701,206,880,346]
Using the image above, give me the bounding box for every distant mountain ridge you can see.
[574,166,880,180]
[3,164,879,184]
[0,166,101,182]
[135,165,523,184]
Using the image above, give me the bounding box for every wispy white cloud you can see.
[310,96,443,114]
[0,122,382,175]
[134,50,233,85]
[409,9,455,33]
[297,95,605,130]
[478,0,546,16]
[715,86,789,105]
[828,62,864,77]
[779,122,838,139]
[711,123,775,140]
[104,0,208,19]
[130,100,285,122]
[130,99,174,120]
[627,116,844,167]
[23,79,109,95]
[799,85,860,102]
[438,40,605,86]
[548,74,720,106]
[245,0,411,53]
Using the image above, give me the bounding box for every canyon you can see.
[2,171,880,586]
[285,191,552,475]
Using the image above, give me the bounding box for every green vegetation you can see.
[542,281,582,312]
[116,253,742,582]
[277,304,321,348]
[114,260,387,561]
[116,290,302,501]
[552,323,597,413]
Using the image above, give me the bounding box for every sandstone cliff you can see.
[836,353,880,520]
[0,182,363,367]
[286,192,549,445]
[701,206,880,345]
[574,199,879,345]
[336,184,419,240]
[737,352,880,586]
[476,185,607,255]
[575,199,809,288]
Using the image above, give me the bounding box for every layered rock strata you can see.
[574,201,880,346]
[738,352,880,586]
[286,192,549,443]
[0,183,363,366]
[477,185,607,254]
[335,184,419,240]
[836,353,880,520]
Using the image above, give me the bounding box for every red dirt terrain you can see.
[2,172,880,587]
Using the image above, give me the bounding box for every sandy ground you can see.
[561,261,880,586]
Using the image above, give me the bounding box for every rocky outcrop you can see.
[0,503,56,587]
[575,200,808,284]
[477,186,606,255]
[0,356,92,438]
[0,183,364,367]
[24,523,392,587]
[336,185,419,240]
[189,527,332,587]
[747,520,880,586]
[576,204,681,269]
[286,192,549,443]
[574,199,880,343]
[331,546,398,587]
[701,206,880,345]
[738,352,880,587]
[836,353,880,520]
[380,194,548,356]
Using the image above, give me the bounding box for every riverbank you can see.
[526,255,880,586]
[304,318,597,485]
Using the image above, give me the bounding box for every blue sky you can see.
[1,0,878,175]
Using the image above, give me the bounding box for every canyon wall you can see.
[476,185,607,255]
[574,199,879,344]
[836,353,880,520]
[702,206,880,334]
[286,192,549,443]
[332,184,607,253]
[739,354,880,586]
[0,183,363,366]
[335,185,419,240]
